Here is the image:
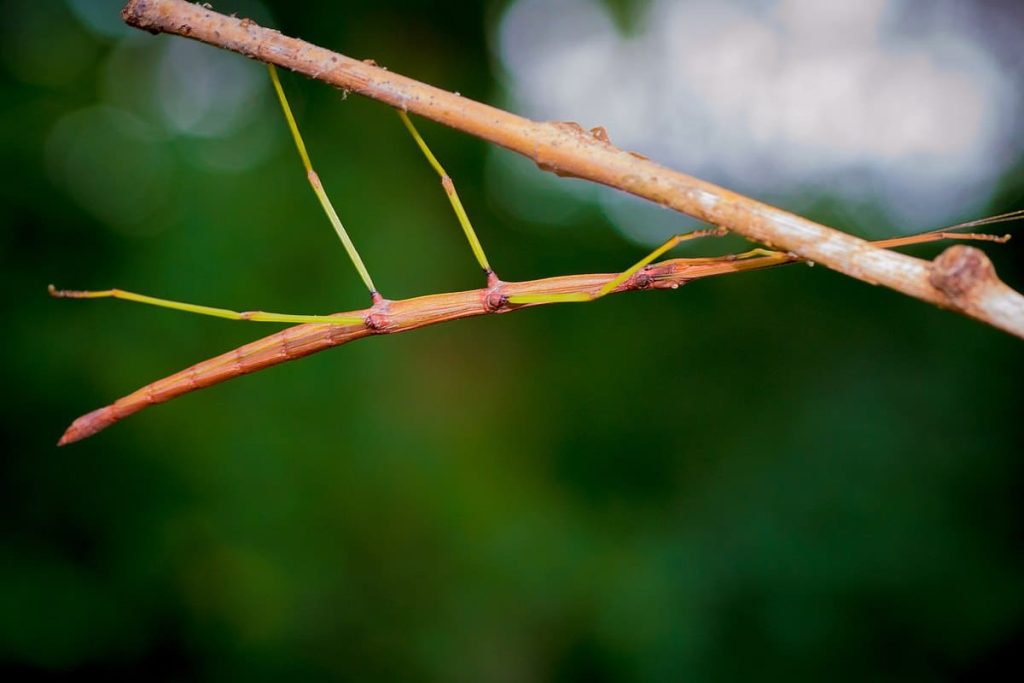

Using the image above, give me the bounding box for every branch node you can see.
[590,126,611,143]
[929,245,997,307]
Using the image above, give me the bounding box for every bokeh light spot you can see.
[46,106,172,236]
[494,0,1024,243]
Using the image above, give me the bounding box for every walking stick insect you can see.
[50,65,1017,445]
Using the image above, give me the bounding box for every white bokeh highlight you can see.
[493,0,1022,243]
[157,38,264,139]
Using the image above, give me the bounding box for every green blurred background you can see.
[2,0,1022,680]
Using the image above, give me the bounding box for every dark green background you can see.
[2,0,1022,680]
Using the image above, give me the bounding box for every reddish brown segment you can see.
[57,255,797,445]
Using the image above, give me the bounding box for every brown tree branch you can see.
[120,0,1024,339]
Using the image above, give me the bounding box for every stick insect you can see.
[50,65,1018,445]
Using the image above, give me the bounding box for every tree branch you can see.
[120,0,1024,339]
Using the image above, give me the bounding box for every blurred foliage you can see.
[1,0,1022,680]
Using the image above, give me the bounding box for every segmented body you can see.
[58,267,687,444]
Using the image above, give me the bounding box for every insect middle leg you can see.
[397,110,497,283]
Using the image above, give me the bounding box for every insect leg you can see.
[49,285,363,325]
[398,110,495,280]
[269,64,381,299]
